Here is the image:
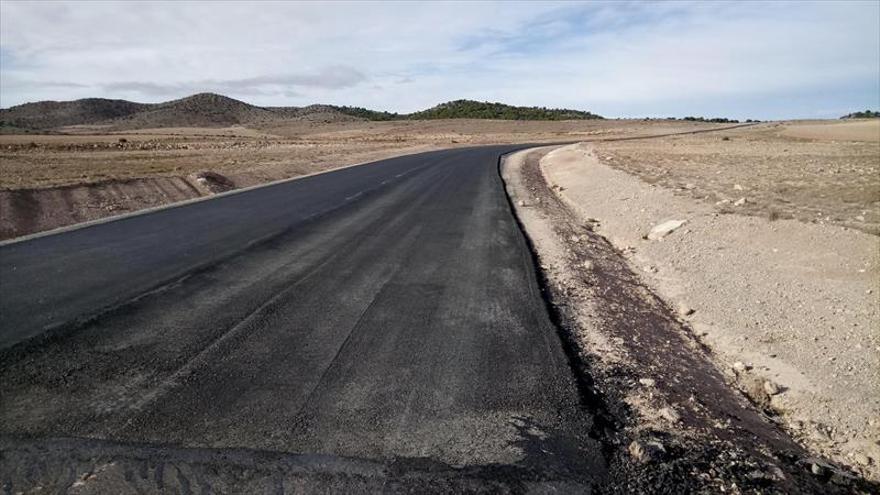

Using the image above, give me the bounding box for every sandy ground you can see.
[781,119,880,142]
[0,119,724,240]
[593,120,879,235]
[535,141,879,480]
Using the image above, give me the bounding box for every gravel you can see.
[540,142,879,481]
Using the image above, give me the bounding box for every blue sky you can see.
[1,0,878,120]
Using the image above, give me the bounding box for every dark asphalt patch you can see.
[1,145,605,492]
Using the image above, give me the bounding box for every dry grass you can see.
[0,119,717,190]
[2,118,875,238]
[593,121,880,234]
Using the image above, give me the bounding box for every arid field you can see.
[0,119,724,239]
[1,118,877,241]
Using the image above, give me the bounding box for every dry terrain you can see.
[502,120,879,481]
[0,119,724,240]
[593,120,880,235]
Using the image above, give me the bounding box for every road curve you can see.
[0,145,606,491]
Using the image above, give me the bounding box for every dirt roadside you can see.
[538,142,879,480]
[502,146,879,492]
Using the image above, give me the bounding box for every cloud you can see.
[1,1,877,119]
[101,66,366,98]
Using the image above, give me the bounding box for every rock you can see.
[659,406,681,423]
[732,361,749,372]
[569,235,581,243]
[628,439,666,463]
[733,197,748,206]
[747,465,785,482]
[811,462,827,476]
[582,260,594,270]
[809,423,833,442]
[517,200,526,207]
[684,183,696,190]
[678,303,695,316]
[763,380,780,396]
[647,219,686,240]
[638,378,656,387]
[853,453,872,466]
[733,184,744,191]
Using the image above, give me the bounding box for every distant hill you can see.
[841,110,880,119]
[0,98,151,130]
[264,104,368,123]
[408,100,602,121]
[0,94,603,131]
[111,93,278,129]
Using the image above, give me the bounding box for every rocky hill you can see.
[110,93,279,129]
[0,98,152,130]
[0,94,603,131]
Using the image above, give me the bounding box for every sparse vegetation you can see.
[682,116,741,123]
[406,100,602,120]
[841,110,880,119]
[335,106,400,121]
[0,94,604,131]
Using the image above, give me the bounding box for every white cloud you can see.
[1,0,877,119]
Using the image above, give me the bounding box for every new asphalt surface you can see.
[0,146,607,491]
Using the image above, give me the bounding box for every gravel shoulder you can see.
[502,147,880,493]
[533,142,879,481]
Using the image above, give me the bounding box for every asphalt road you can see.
[0,146,607,491]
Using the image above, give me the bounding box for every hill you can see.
[841,110,880,119]
[264,104,368,123]
[0,98,152,130]
[111,93,279,128]
[0,94,603,131]
[407,99,602,121]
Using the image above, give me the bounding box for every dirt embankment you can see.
[0,171,241,240]
[0,178,200,240]
[525,140,879,481]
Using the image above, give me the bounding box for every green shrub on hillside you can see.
[840,110,880,119]
[406,100,603,120]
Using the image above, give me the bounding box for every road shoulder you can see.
[501,146,878,492]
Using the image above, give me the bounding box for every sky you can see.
[1,0,878,120]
